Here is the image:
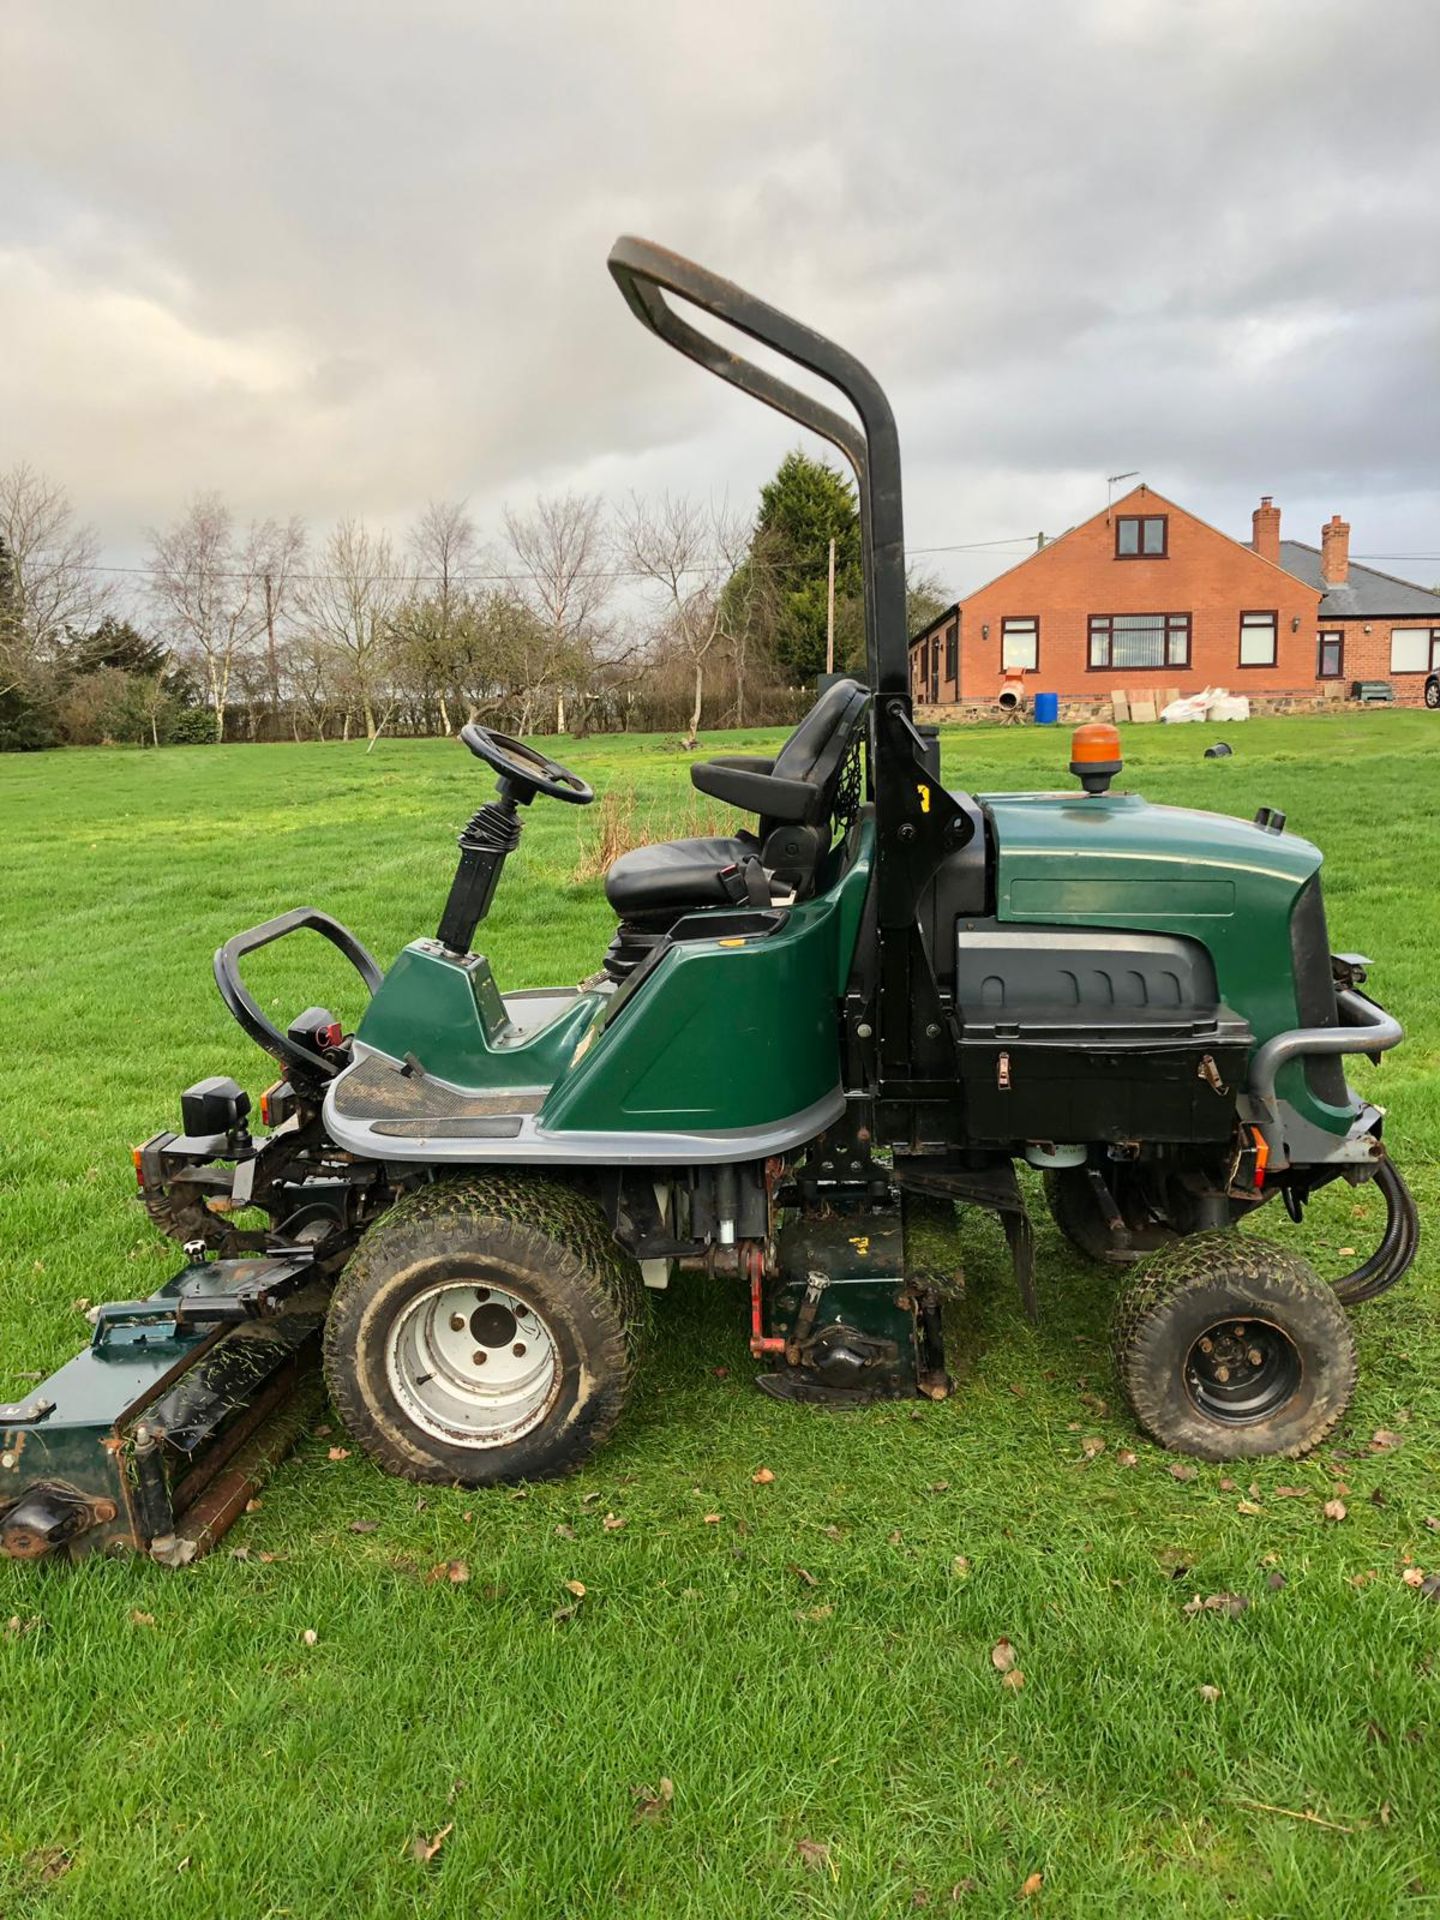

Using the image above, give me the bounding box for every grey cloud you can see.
[2,0,1437,596]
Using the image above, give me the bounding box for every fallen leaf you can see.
[348,1519,379,1534]
[1219,1477,1237,1492]
[301,1628,318,1646]
[581,1490,602,1506]
[951,1878,978,1898]
[230,1546,251,1561]
[428,1560,470,1585]
[928,1479,951,1492]
[1080,1436,1105,1459]
[752,1467,776,1485]
[1002,1668,1025,1691]
[1182,1592,1250,1618]
[1420,1574,1440,1604]
[1237,1500,1262,1516]
[129,1609,156,1627]
[991,1637,1018,1672]
[1323,1500,1348,1522]
[702,1513,722,1525]
[25,1848,72,1884]
[326,1446,350,1462]
[633,1777,674,1822]
[6,1614,42,1637]
[1267,1571,1288,1591]
[1274,1486,1311,1499]
[554,1523,577,1540]
[564,1579,586,1598]
[951,1555,971,1580]
[601,1512,626,1532]
[712,1367,729,1378]
[1169,1463,1198,1482]
[314,1424,333,1437]
[244,1497,263,1513]
[796,1838,831,1871]
[258,1551,277,1564]
[801,1603,834,1622]
[1198,1684,1221,1702]
[1371,1429,1405,1452]
[1116,1450,1138,1468]
[1425,1518,1440,1534]
[788,1563,819,1588]
[1008,1383,1025,1397]
[1402,1568,1427,1589]
[411,1821,454,1864]
[1020,1872,1044,1897]
[888,1529,903,1546]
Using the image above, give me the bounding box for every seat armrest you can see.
[691,756,815,823]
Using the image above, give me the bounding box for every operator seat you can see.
[602,677,870,975]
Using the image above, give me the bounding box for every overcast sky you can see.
[4,0,1438,601]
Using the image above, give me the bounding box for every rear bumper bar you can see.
[1248,987,1403,1115]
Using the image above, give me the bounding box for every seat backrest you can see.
[689,677,870,840]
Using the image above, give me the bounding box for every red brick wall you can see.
[1324,620,1440,706]
[923,486,1323,703]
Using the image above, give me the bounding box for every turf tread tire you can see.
[1111,1232,1357,1461]
[323,1174,646,1486]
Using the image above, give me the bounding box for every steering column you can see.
[436,726,594,957]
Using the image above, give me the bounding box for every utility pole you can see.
[263,571,279,732]
[825,536,836,676]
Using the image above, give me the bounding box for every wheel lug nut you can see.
[1199,1337,1213,1354]
[513,1342,527,1358]
[1215,1364,1230,1383]
[472,1350,487,1366]
[450,1314,466,1332]
[1248,1348,1263,1367]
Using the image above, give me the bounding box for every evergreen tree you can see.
[728,450,863,680]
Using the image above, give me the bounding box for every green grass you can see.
[1,712,1438,1918]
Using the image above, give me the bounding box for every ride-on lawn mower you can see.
[2,241,1419,1566]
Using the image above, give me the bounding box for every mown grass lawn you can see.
[1,710,1438,1919]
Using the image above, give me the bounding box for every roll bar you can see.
[214,907,383,1081]
[607,237,909,696]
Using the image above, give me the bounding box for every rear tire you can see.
[1045,1165,1178,1266]
[1111,1233,1356,1459]
[1425,676,1440,710]
[324,1175,645,1486]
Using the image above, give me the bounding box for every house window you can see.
[1390,628,1440,673]
[1001,617,1038,671]
[1317,631,1344,679]
[1239,610,1278,667]
[1088,613,1190,671]
[1115,515,1167,559]
[945,621,957,682]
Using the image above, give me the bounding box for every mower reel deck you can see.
[2,1257,324,1564]
[4,236,1419,1559]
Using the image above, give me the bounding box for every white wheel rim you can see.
[385,1279,561,1448]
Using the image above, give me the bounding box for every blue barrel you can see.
[1033,690,1060,726]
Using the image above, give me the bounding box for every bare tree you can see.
[620,494,754,747]
[502,491,612,732]
[0,462,107,695]
[147,495,301,741]
[297,519,405,740]
[399,499,480,734]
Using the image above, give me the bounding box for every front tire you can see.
[323,1175,645,1486]
[1111,1233,1356,1459]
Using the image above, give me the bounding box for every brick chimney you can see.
[1252,495,1281,564]
[1321,513,1350,587]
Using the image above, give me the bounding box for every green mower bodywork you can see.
[2,238,1415,1563]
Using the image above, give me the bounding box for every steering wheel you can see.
[459,723,595,806]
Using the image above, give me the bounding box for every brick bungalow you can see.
[910,485,1440,714]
